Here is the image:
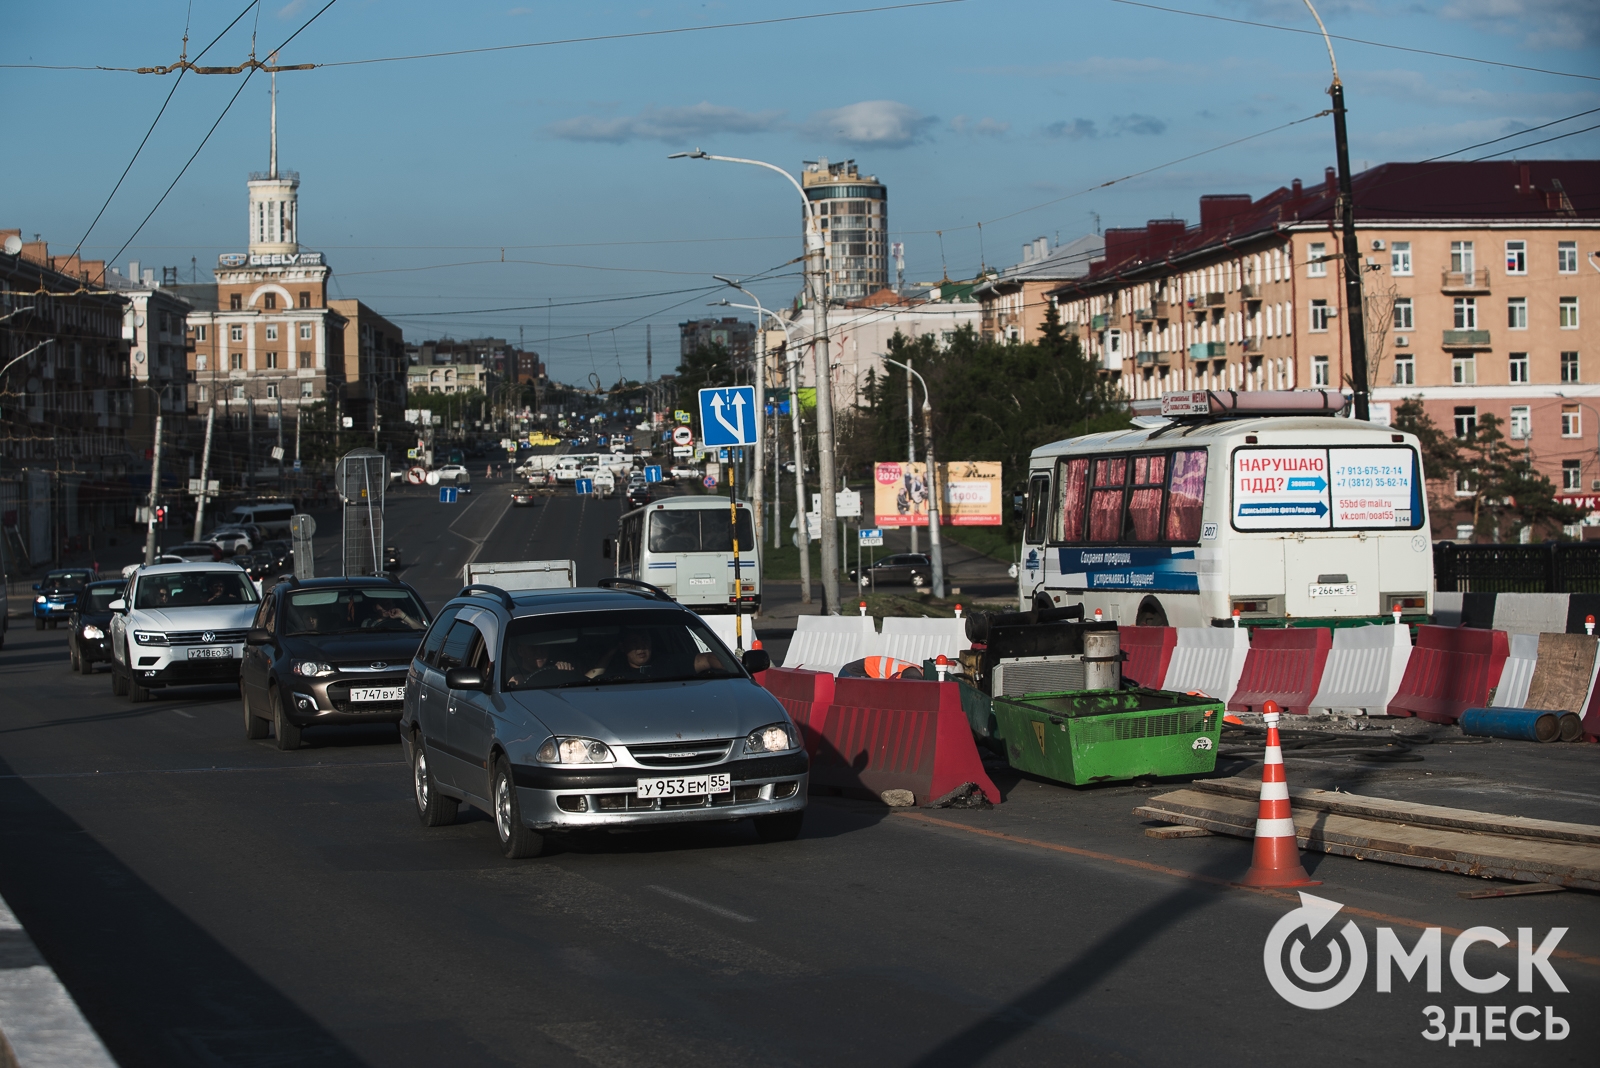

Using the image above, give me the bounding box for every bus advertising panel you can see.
[873,461,1002,526]
[1233,446,1418,530]
[1328,447,1416,528]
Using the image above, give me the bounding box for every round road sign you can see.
[672,426,694,447]
[425,470,442,487]
[406,466,427,485]
[702,475,717,489]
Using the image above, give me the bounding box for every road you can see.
[1,487,1594,1067]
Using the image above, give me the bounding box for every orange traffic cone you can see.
[1237,701,1320,888]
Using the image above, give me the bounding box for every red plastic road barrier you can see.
[1579,670,1600,743]
[811,676,1000,805]
[755,667,836,754]
[1227,627,1332,716]
[1387,625,1510,724]
[1119,626,1177,688]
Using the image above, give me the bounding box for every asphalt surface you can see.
[1,485,1596,1067]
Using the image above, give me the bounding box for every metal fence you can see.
[1434,542,1600,593]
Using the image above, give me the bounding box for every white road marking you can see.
[646,885,755,923]
[174,710,195,718]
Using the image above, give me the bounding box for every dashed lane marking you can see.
[647,885,756,923]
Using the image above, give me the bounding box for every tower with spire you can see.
[247,65,299,256]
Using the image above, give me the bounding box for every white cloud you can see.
[1044,113,1167,139]
[950,114,1010,137]
[802,100,935,148]
[546,102,784,144]
[1439,0,1600,49]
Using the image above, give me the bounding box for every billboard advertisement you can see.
[873,461,1003,526]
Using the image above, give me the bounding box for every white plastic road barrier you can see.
[877,616,968,667]
[1433,592,1465,628]
[1490,593,1570,637]
[0,893,118,1068]
[1489,632,1540,709]
[782,615,878,673]
[698,613,760,652]
[1307,622,1414,716]
[1161,626,1250,701]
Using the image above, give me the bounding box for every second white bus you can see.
[610,496,760,614]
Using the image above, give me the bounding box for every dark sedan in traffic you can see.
[33,568,95,629]
[68,579,126,673]
[847,553,932,589]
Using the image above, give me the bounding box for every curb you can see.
[0,893,116,1068]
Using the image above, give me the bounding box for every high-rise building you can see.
[802,158,889,302]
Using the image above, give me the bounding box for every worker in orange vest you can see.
[837,656,924,680]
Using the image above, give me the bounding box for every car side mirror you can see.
[32,583,40,591]
[445,667,488,691]
[741,648,771,674]
[246,628,273,645]
[108,598,127,612]
[601,538,614,559]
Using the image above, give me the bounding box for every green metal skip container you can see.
[989,688,1224,786]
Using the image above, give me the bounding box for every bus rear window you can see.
[648,509,756,553]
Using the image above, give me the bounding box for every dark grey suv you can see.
[399,580,806,858]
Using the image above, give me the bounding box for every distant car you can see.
[165,542,224,563]
[207,526,255,555]
[849,553,932,589]
[435,463,471,485]
[384,545,402,572]
[511,486,536,507]
[68,579,126,674]
[670,464,700,481]
[33,568,95,629]
[242,549,277,579]
[625,483,653,507]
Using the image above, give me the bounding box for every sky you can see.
[6,0,1599,384]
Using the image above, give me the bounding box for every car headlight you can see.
[534,737,615,764]
[133,630,168,645]
[293,660,335,677]
[745,722,797,754]
[82,625,105,640]
[35,596,46,604]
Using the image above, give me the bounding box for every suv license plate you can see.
[636,773,731,798]
[189,647,234,659]
[349,686,404,703]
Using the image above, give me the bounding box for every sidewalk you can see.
[0,892,116,1067]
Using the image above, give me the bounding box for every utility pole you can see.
[812,244,841,614]
[906,356,918,554]
[885,357,944,597]
[193,405,215,541]
[788,349,811,603]
[277,394,285,484]
[247,396,256,492]
[143,410,164,565]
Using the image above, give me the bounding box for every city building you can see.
[680,317,756,363]
[1045,160,1599,535]
[803,158,889,302]
[407,363,491,394]
[104,260,196,449]
[328,299,407,435]
[975,234,1104,343]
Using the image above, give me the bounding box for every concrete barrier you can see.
[810,676,1000,805]
[1119,626,1177,689]
[781,615,877,673]
[755,666,836,754]
[1388,625,1510,723]
[1489,632,1540,709]
[877,616,968,666]
[1491,593,1570,636]
[698,613,760,652]
[1162,627,1250,701]
[1228,627,1333,716]
[1307,623,1413,716]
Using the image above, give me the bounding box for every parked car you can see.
[68,579,126,674]
[848,553,932,589]
[241,577,432,750]
[33,568,95,629]
[164,542,224,563]
[108,564,261,701]
[399,582,803,858]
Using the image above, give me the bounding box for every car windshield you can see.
[501,608,742,690]
[43,570,93,591]
[134,571,259,609]
[83,585,125,612]
[283,587,428,635]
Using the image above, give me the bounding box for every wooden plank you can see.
[1524,633,1598,713]
[1458,883,1567,900]
[1137,789,1600,889]
[1190,777,1600,845]
[1144,824,1213,839]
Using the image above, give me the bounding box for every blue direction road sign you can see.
[698,386,758,446]
[575,478,594,495]
[644,465,663,483]
[439,487,459,504]
[859,527,884,546]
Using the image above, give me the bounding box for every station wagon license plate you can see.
[349,686,404,703]
[1308,582,1357,598]
[636,773,731,798]
[188,647,233,659]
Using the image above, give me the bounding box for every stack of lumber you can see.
[1136,778,1600,888]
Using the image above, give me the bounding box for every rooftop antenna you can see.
[1091,211,1101,236]
[935,230,951,286]
[646,323,653,383]
[977,221,985,274]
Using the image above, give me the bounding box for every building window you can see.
[229,352,243,370]
[263,293,277,311]
[1390,241,1412,276]
[301,380,314,398]
[1450,241,1475,275]
[1563,460,1583,491]
[1452,354,1476,384]
[1561,351,1580,383]
[1393,355,1415,385]
[1454,406,1477,439]
[1392,298,1413,331]
[264,352,277,369]
[231,385,246,401]
[1509,352,1528,383]
[1454,298,1477,329]
[1309,300,1332,332]
[265,382,279,399]
[1507,297,1527,330]
[299,291,311,309]
[196,354,207,371]
[1558,241,1578,274]
[265,324,278,341]
[1510,405,1531,440]
[197,385,209,404]
[230,293,242,311]
[1560,297,1579,329]
[230,324,243,342]
[298,352,312,369]
[1505,240,1526,275]
[1307,242,1327,277]
[193,324,207,341]
[1312,355,1330,386]
[299,322,312,340]
[1563,406,1581,438]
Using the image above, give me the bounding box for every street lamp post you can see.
[882,358,945,598]
[671,148,841,614]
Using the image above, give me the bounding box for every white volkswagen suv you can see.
[109,563,261,701]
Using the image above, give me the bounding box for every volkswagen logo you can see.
[371,661,388,671]
[202,631,215,643]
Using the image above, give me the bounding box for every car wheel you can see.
[111,656,129,696]
[1135,598,1168,628]
[492,757,544,859]
[272,686,301,750]
[68,643,79,672]
[754,811,804,843]
[35,618,44,631]
[76,649,94,676]
[243,689,269,740]
[412,736,458,827]
[129,673,151,702]
[911,573,926,588]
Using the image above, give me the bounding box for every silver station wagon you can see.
[399,580,807,858]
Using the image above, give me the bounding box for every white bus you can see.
[608,496,760,615]
[1017,390,1433,628]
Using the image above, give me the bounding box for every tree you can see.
[674,341,731,415]
[1459,412,1580,541]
